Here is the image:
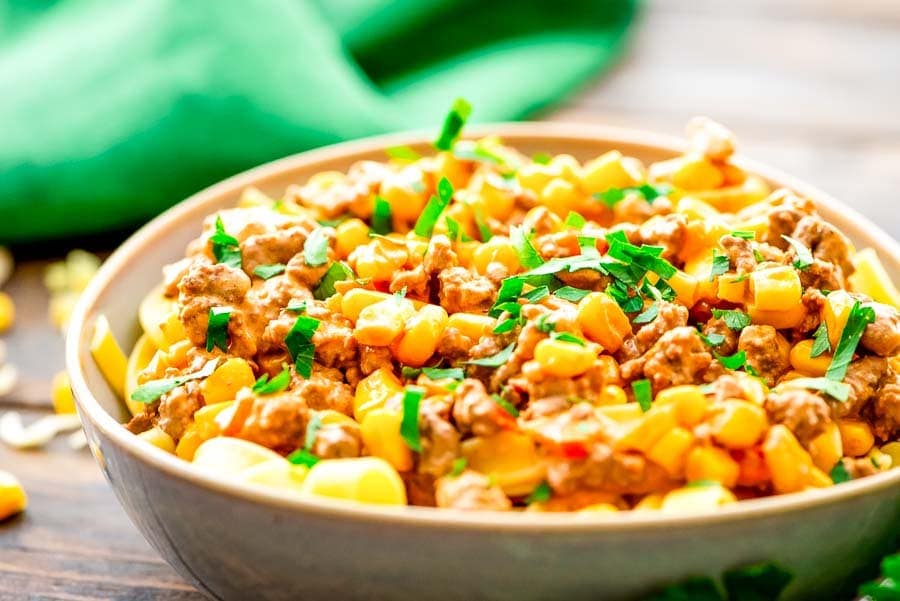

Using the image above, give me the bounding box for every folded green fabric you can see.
[0,0,636,243]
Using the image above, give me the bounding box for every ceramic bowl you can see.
[67,123,900,601]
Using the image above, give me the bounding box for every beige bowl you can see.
[67,123,900,601]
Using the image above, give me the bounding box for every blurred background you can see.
[1,0,898,598]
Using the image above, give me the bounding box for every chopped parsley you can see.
[535,314,556,334]
[825,301,876,382]
[753,248,765,263]
[564,211,586,228]
[522,285,550,303]
[400,386,425,452]
[414,177,454,237]
[284,315,321,378]
[253,263,286,280]
[605,231,677,280]
[287,449,319,468]
[252,364,291,395]
[710,250,730,281]
[491,393,519,417]
[421,367,465,380]
[532,152,551,165]
[445,216,472,242]
[510,225,544,269]
[449,457,468,477]
[490,279,525,317]
[210,216,242,269]
[810,321,831,358]
[304,413,323,451]
[452,143,505,166]
[371,196,392,235]
[632,379,653,412]
[700,332,726,347]
[313,261,354,300]
[716,350,747,371]
[205,307,232,352]
[788,377,850,402]
[434,97,472,151]
[130,360,218,403]
[473,206,493,242]
[286,300,307,313]
[781,235,814,270]
[525,481,552,504]
[830,461,851,484]
[492,318,519,334]
[551,331,586,346]
[385,145,421,161]
[467,342,516,367]
[711,308,751,331]
[303,228,330,267]
[634,301,659,325]
[554,286,590,302]
[593,183,671,208]
[731,230,756,240]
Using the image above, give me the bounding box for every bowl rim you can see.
[67,121,900,532]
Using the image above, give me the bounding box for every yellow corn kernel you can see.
[824,290,858,348]
[577,292,631,352]
[200,358,256,405]
[90,314,128,399]
[194,401,234,428]
[837,419,874,457]
[341,289,394,321]
[239,459,308,492]
[654,385,709,427]
[380,172,427,223]
[848,248,900,309]
[882,441,900,467]
[354,367,404,422]
[468,174,516,221]
[746,302,805,330]
[633,493,665,511]
[159,310,187,349]
[516,162,557,195]
[680,219,731,262]
[616,404,678,453]
[472,236,521,275]
[301,457,407,505]
[138,285,176,350]
[682,252,719,301]
[163,339,192,369]
[809,422,843,471]
[690,175,770,213]
[0,470,27,520]
[522,206,563,233]
[749,266,802,311]
[360,408,413,472]
[334,218,370,260]
[597,403,644,423]
[192,436,285,475]
[789,340,832,376]
[462,431,545,496]
[433,151,469,189]
[661,483,737,514]
[137,427,176,454]
[540,177,582,217]
[709,400,768,449]
[392,305,448,367]
[646,427,695,477]
[533,338,598,378]
[677,196,720,221]
[175,427,207,461]
[354,297,416,347]
[446,312,497,341]
[597,384,627,406]
[51,371,76,414]
[671,154,725,191]
[762,424,817,494]
[549,154,582,183]
[124,335,158,416]
[717,274,748,304]
[0,291,15,333]
[666,270,699,308]
[580,150,643,194]
[352,241,407,283]
[685,446,740,488]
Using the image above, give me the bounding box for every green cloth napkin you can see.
[0,0,636,243]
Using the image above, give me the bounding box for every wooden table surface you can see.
[2,1,899,599]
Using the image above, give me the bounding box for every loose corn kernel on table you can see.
[3,1,900,597]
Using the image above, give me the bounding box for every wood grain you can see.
[2,1,898,598]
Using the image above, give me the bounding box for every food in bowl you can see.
[94,112,900,514]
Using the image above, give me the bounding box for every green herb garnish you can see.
[304,412,323,451]
[421,367,465,381]
[700,332,726,347]
[731,230,756,240]
[434,97,472,151]
[532,152,551,165]
[525,481,552,504]
[711,308,751,331]
[449,457,468,476]
[473,206,493,242]
[303,228,330,267]
[554,286,590,302]
[786,377,850,402]
[400,386,425,452]
[467,342,516,367]
[634,301,659,325]
[414,177,454,237]
[445,216,472,242]
[810,321,831,358]
[287,449,319,468]
[252,364,292,395]
[594,183,672,208]
[385,145,421,161]
[372,196,392,235]
[522,285,550,304]
[253,263,286,280]
[710,250,730,281]
[564,211,586,228]
[286,300,307,313]
[551,331,586,346]
[205,307,232,352]
[716,350,747,371]
[632,378,652,412]
[284,315,321,378]
[491,393,519,417]
[781,235,814,270]
[130,360,218,403]
[313,261,354,300]
[825,301,876,382]
[210,216,242,269]
[510,225,544,269]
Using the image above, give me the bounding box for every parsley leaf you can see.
[449,457,468,476]
[287,300,307,313]
[452,144,505,166]
[594,184,672,208]
[445,216,472,242]
[313,261,354,300]
[632,379,653,412]
[781,235,814,270]
[700,332,726,347]
[284,315,320,379]
[252,364,291,395]
[605,232,677,280]
[564,211,586,228]
[304,413,323,451]
[130,360,218,403]
[830,462,851,484]
[210,216,242,269]
[205,307,231,352]
[525,481,552,504]
[731,230,756,240]
[492,318,520,334]
[522,285,550,303]
[414,177,454,237]
[716,350,747,371]
[434,97,472,151]
[711,308,751,331]
[554,286,590,302]
[385,145,421,161]
[551,331,586,346]
[372,196,392,235]
[634,301,659,325]
[467,342,516,367]
[400,386,425,452]
[510,225,544,269]
[253,263,286,280]
[287,449,319,468]
[473,206,493,242]
[710,250,730,281]
[491,393,519,417]
[421,367,465,380]
[825,301,876,382]
[303,228,330,267]
[532,152,551,165]
[810,321,831,358]
[490,278,525,317]
[787,377,851,402]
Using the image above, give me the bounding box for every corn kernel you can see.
[540,178,582,218]
[462,431,544,496]
[762,424,817,494]
[837,419,874,457]
[749,266,802,311]
[51,371,76,414]
[685,446,740,488]
[709,399,768,449]
[647,427,695,477]
[616,404,677,453]
[472,236,521,275]
[746,303,806,330]
[671,154,725,191]
[192,436,285,475]
[654,385,708,427]
[848,248,900,309]
[580,151,643,194]
[633,493,665,511]
[90,314,128,399]
[175,427,207,461]
[882,441,900,466]
[824,290,857,348]
[137,427,176,454]
[354,298,416,347]
[717,274,748,304]
[667,270,699,308]
[691,175,770,213]
[334,218,370,259]
[597,384,627,406]
[677,196,720,221]
[577,292,630,352]
[433,151,470,190]
[391,304,448,367]
[301,457,407,505]
[352,241,407,283]
[360,408,413,472]
[808,422,843,472]
[533,338,598,378]
[138,285,176,350]
[446,312,496,341]
[341,289,393,321]
[661,483,737,514]
[789,340,832,376]
[0,291,15,333]
[0,470,27,520]
[380,170,427,223]
[239,459,308,493]
[354,367,404,422]
[516,162,556,195]
[200,358,256,405]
